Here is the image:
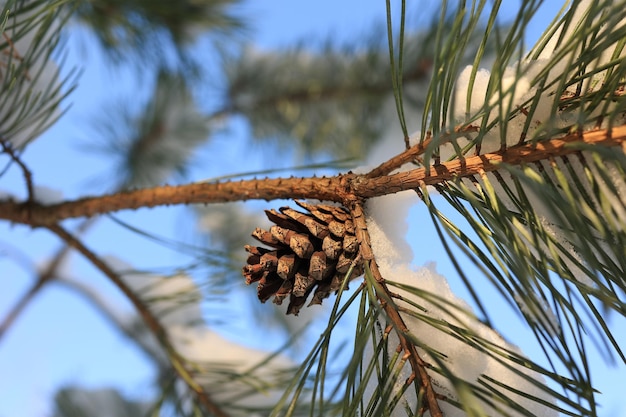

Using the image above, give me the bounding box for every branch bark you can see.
[1,125,623,227]
[349,200,444,417]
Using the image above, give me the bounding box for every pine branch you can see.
[0,0,74,148]
[229,60,431,113]
[226,34,441,159]
[73,0,245,68]
[46,223,231,417]
[357,125,626,195]
[0,176,348,224]
[88,71,212,189]
[1,125,624,227]
[364,135,433,178]
[349,200,444,417]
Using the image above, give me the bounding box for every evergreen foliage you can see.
[0,1,624,416]
[72,0,245,68]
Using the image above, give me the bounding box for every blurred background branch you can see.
[0,1,625,416]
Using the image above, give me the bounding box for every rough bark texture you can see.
[1,125,623,226]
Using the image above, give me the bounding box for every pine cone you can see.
[243,200,364,315]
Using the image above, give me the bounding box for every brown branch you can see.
[0,220,95,342]
[365,136,433,178]
[0,125,624,227]
[353,124,626,196]
[46,224,231,417]
[348,200,444,417]
[0,138,34,201]
[0,175,350,225]
[364,125,481,179]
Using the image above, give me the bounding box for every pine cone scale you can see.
[308,251,330,281]
[280,207,329,238]
[322,235,342,259]
[289,234,315,258]
[277,254,297,279]
[343,235,359,253]
[252,228,282,247]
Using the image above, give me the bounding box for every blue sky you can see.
[0,1,624,416]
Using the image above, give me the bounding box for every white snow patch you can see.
[102,255,293,416]
[32,186,64,204]
[364,194,557,416]
[513,292,561,338]
[369,262,558,417]
[454,66,532,121]
[445,0,626,162]
[365,191,416,269]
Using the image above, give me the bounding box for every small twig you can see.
[365,136,432,179]
[348,200,444,417]
[46,224,231,417]
[55,276,160,362]
[0,274,47,342]
[0,220,95,343]
[364,125,482,179]
[0,138,34,201]
[1,31,30,80]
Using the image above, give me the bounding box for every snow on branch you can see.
[364,193,558,417]
[429,0,626,163]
